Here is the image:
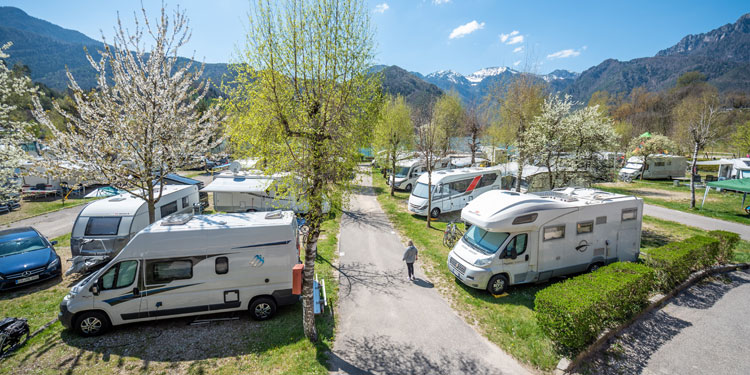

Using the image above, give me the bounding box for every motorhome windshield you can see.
[412,182,432,199]
[462,226,509,254]
[624,163,642,169]
[394,166,411,178]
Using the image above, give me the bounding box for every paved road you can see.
[580,269,750,374]
[644,204,750,241]
[330,171,530,375]
[2,204,85,239]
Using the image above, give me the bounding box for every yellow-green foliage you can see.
[645,235,719,291]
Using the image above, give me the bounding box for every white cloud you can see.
[507,35,524,45]
[433,0,451,4]
[513,46,524,53]
[499,30,519,43]
[547,48,582,59]
[513,60,521,66]
[374,3,389,13]
[449,20,485,39]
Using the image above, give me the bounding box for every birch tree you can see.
[1,42,36,202]
[224,0,381,341]
[32,7,222,223]
[464,106,483,165]
[374,95,413,196]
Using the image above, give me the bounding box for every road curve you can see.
[643,204,750,241]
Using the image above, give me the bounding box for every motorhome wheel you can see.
[250,298,277,321]
[74,311,110,337]
[430,208,440,219]
[587,263,603,273]
[405,184,412,192]
[487,274,508,296]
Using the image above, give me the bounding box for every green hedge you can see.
[708,230,741,264]
[534,262,655,351]
[644,235,719,291]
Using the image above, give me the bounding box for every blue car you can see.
[0,227,61,290]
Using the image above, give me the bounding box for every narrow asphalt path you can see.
[644,204,750,241]
[330,171,530,375]
[2,204,85,239]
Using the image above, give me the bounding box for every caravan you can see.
[697,158,750,180]
[407,167,505,218]
[619,155,686,181]
[59,211,301,337]
[69,185,199,274]
[388,157,450,192]
[447,188,643,295]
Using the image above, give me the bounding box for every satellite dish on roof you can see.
[229,161,241,174]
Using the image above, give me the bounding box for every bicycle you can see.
[443,221,464,247]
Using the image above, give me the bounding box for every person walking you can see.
[403,240,418,281]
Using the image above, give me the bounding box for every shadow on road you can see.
[671,270,750,310]
[342,209,392,232]
[412,278,434,288]
[337,261,405,298]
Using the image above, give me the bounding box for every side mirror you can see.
[508,248,517,260]
[132,287,140,296]
[51,240,58,246]
[91,282,100,296]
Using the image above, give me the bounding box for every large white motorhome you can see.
[448,188,643,295]
[388,157,450,192]
[407,167,504,218]
[69,185,199,275]
[201,170,329,214]
[619,155,686,181]
[696,158,750,180]
[59,211,301,337]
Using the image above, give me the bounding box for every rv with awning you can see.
[696,158,750,180]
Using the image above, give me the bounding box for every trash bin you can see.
[673,179,679,187]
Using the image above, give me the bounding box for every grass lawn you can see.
[371,169,750,372]
[0,213,341,374]
[0,198,98,227]
[595,180,750,225]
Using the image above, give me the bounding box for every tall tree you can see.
[733,120,750,157]
[224,0,380,341]
[627,134,677,181]
[414,102,448,228]
[1,42,36,202]
[33,6,222,223]
[525,94,574,189]
[374,95,413,196]
[464,106,483,165]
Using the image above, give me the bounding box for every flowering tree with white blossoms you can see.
[0,42,35,202]
[33,7,222,223]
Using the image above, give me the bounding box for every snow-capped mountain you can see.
[542,69,580,82]
[425,70,471,85]
[465,66,518,84]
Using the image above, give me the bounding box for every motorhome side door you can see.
[93,259,146,322]
[499,233,532,284]
[616,207,640,261]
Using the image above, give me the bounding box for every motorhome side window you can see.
[160,201,178,217]
[543,225,565,241]
[146,259,193,284]
[478,173,498,188]
[181,196,189,208]
[449,179,473,194]
[100,260,138,290]
[505,234,528,256]
[577,221,594,234]
[621,208,637,221]
[85,217,121,236]
[215,257,229,274]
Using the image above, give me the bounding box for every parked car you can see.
[0,227,61,290]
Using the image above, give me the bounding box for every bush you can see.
[708,230,740,263]
[644,235,719,291]
[535,262,655,351]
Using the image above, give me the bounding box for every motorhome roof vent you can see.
[161,213,193,226]
[265,210,284,219]
[108,197,127,202]
[533,191,578,202]
[436,171,447,174]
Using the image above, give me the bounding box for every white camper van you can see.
[447,188,643,295]
[697,158,750,180]
[407,167,504,218]
[619,155,686,181]
[59,211,301,337]
[388,158,450,192]
[69,185,199,274]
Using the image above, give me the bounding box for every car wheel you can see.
[75,311,110,337]
[405,184,412,192]
[430,207,440,219]
[487,274,509,296]
[588,263,603,273]
[250,297,277,321]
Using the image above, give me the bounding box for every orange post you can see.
[292,263,304,295]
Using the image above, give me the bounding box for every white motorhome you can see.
[201,170,329,214]
[697,158,750,180]
[69,185,199,274]
[59,211,301,337]
[407,167,504,218]
[388,157,450,192]
[619,155,686,181]
[447,188,643,295]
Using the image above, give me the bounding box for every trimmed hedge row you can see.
[708,230,741,264]
[534,262,655,351]
[644,235,720,291]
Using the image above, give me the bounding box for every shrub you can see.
[644,235,719,291]
[708,230,740,264]
[535,262,655,351]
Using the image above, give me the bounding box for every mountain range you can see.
[1,6,749,105]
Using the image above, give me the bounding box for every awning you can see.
[696,159,733,166]
[701,178,750,209]
[201,177,273,193]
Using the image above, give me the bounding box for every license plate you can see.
[450,267,460,278]
[16,275,40,284]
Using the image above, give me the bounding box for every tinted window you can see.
[622,208,637,221]
[577,221,594,234]
[448,178,474,194]
[160,201,178,217]
[85,217,122,236]
[100,260,138,290]
[181,196,189,209]
[505,234,528,256]
[512,213,537,225]
[543,225,565,241]
[216,257,228,274]
[147,260,192,284]
[478,173,498,188]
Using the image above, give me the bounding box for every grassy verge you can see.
[595,180,749,225]
[0,198,98,226]
[0,214,342,374]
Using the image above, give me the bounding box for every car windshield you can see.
[0,233,48,257]
[394,166,411,178]
[411,182,432,199]
[624,163,642,169]
[462,226,509,254]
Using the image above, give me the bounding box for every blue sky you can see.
[1,0,748,75]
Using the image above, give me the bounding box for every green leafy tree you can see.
[414,102,448,227]
[733,120,750,156]
[627,134,678,180]
[374,95,413,196]
[223,0,380,341]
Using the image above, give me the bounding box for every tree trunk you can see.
[426,169,432,229]
[470,133,477,165]
[640,156,646,181]
[301,170,324,342]
[390,150,396,196]
[690,143,699,209]
[515,154,524,192]
[146,181,156,224]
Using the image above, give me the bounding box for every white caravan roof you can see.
[696,158,750,169]
[416,166,504,185]
[144,211,295,234]
[494,162,549,178]
[202,175,274,193]
[395,158,424,168]
[462,188,638,232]
[450,157,489,168]
[80,185,193,217]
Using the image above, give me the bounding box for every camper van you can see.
[407,167,504,218]
[619,155,686,181]
[697,158,750,180]
[69,185,199,275]
[388,158,450,192]
[447,188,643,295]
[201,170,329,214]
[59,211,301,337]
